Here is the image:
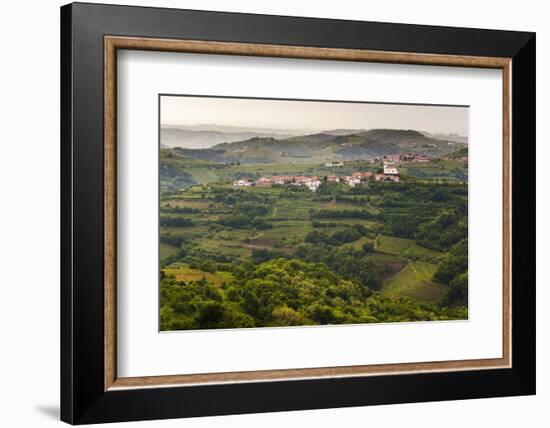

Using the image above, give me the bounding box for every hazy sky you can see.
[161,95,468,136]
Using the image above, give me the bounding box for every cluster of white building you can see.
[326,171,375,187]
[233,161,400,191]
[234,175,323,191]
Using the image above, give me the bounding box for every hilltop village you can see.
[233,160,401,191]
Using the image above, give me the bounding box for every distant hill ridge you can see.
[160,127,297,150]
[168,128,467,164]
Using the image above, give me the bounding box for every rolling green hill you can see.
[171,129,466,165]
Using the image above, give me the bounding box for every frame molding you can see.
[62,2,535,424]
[103,35,512,391]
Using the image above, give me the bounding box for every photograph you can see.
[159,95,469,331]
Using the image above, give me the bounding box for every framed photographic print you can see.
[61,2,535,424]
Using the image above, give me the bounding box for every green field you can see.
[375,235,442,259]
[382,261,449,303]
[272,198,318,220]
[400,159,468,182]
[376,235,417,254]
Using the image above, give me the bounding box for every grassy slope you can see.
[160,243,179,259]
[376,235,415,253]
[376,235,442,258]
[382,261,448,303]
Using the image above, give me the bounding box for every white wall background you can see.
[0,0,546,427]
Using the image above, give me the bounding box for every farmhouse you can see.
[326,175,340,183]
[233,178,254,187]
[305,179,322,192]
[375,161,400,182]
[345,176,362,187]
[292,176,321,190]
